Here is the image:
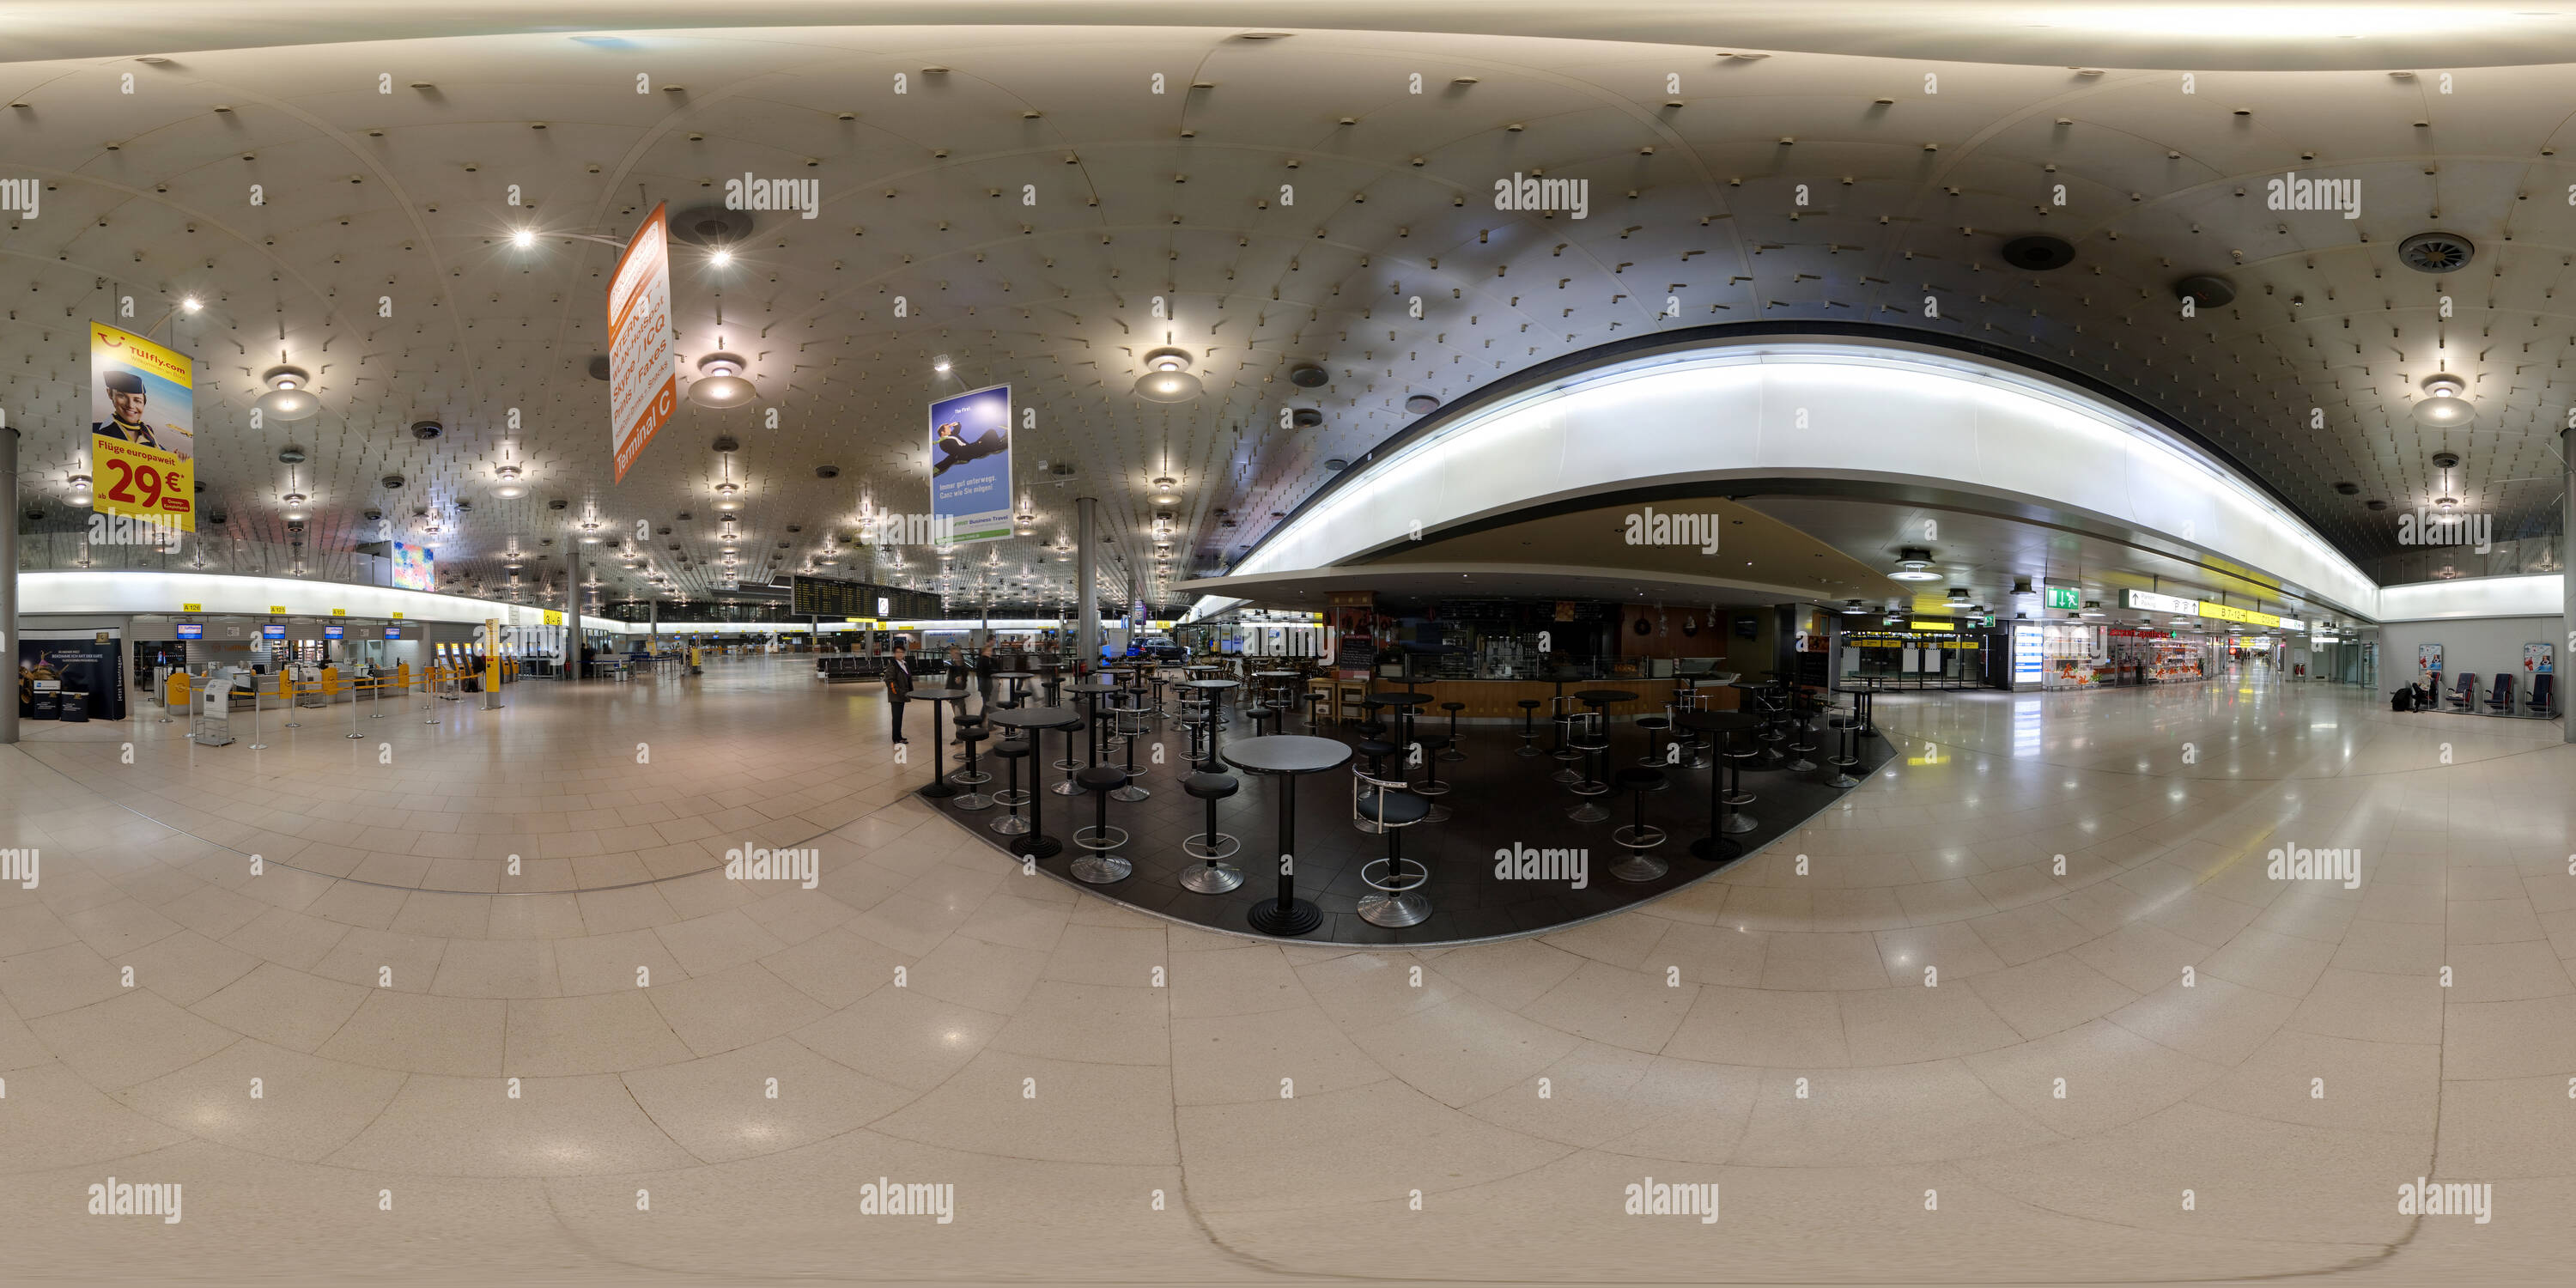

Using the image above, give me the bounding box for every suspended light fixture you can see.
[1133,348,1203,402]
[255,366,319,422]
[1150,476,1179,505]
[492,465,526,498]
[65,472,93,506]
[1887,547,1942,582]
[688,352,756,408]
[933,354,952,374]
[2413,373,2473,426]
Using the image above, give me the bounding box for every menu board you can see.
[789,574,941,621]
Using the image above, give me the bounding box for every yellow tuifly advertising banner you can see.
[88,323,196,532]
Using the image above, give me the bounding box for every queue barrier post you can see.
[346,675,366,738]
[422,665,441,725]
[245,676,268,750]
[281,676,302,729]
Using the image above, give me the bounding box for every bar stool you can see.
[1247,704,1279,738]
[1550,697,1584,784]
[1437,702,1467,761]
[1353,764,1433,928]
[989,737,1033,836]
[1178,771,1243,894]
[1303,689,1327,732]
[1722,732,1761,807]
[1608,766,1669,882]
[1050,710,1090,796]
[1410,733,1454,823]
[1070,764,1133,884]
[1111,702,1152,802]
[1826,714,1863,789]
[1567,712,1611,823]
[1636,710,1673,767]
[1516,698,1545,756]
[1783,696,1820,774]
[951,724,993,811]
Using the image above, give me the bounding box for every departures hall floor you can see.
[2,659,2572,1285]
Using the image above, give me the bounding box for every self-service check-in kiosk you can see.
[190,666,250,746]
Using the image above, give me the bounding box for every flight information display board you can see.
[789,575,941,621]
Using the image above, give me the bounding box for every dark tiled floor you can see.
[924,702,1893,945]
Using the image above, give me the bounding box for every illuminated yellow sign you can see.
[2196,602,2280,628]
[1907,620,1958,632]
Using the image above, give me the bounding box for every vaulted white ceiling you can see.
[6,10,2573,614]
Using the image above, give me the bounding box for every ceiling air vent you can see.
[1288,363,1328,387]
[380,473,404,489]
[1999,234,2075,271]
[410,421,442,440]
[669,204,754,246]
[2172,274,2234,308]
[2397,231,2473,274]
[1405,394,1441,414]
[587,355,611,380]
[1291,408,1323,428]
[1322,457,1349,471]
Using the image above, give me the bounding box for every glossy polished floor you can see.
[3,660,2572,1284]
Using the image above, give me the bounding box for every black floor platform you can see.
[922,707,1893,946]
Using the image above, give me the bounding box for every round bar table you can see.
[908,689,968,799]
[1251,670,1302,713]
[992,671,1037,706]
[1675,710,1763,861]
[1224,734,1355,938]
[987,704,1081,859]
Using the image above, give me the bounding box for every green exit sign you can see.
[2044,586,2081,611]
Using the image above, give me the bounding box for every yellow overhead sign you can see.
[2197,602,2279,628]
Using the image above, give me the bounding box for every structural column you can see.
[563,541,581,682]
[1076,495,1099,671]
[2564,427,2573,742]
[0,424,17,745]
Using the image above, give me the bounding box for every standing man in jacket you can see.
[884,638,914,744]
[973,642,999,714]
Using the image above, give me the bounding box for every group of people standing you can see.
[880,640,1002,744]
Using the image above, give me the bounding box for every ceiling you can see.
[6,13,2574,616]
[1186,491,2365,629]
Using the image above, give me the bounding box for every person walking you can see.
[973,642,999,713]
[884,639,914,744]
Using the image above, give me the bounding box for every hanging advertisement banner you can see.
[927,383,1012,544]
[2418,643,2443,674]
[2524,642,2553,677]
[88,322,196,532]
[607,203,677,483]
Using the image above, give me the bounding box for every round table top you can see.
[1184,665,1226,673]
[910,687,968,701]
[1072,677,1122,691]
[1675,709,1764,733]
[1251,670,1302,678]
[1364,691,1434,707]
[1224,734,1356,776]
[987,704,1082,730]
[1574,689,1638,704]
[991,671,1038,680]
[1182,677,1240,690]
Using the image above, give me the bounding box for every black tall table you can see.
[1224,734,1355,937]
[987,704,1081,858]
[993,671,1037,706]
[1675,709,1762,861]
[909,689,968,799]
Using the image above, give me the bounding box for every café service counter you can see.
[1315,675,1748,723]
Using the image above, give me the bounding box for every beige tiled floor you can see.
[2,660,2572,1282]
